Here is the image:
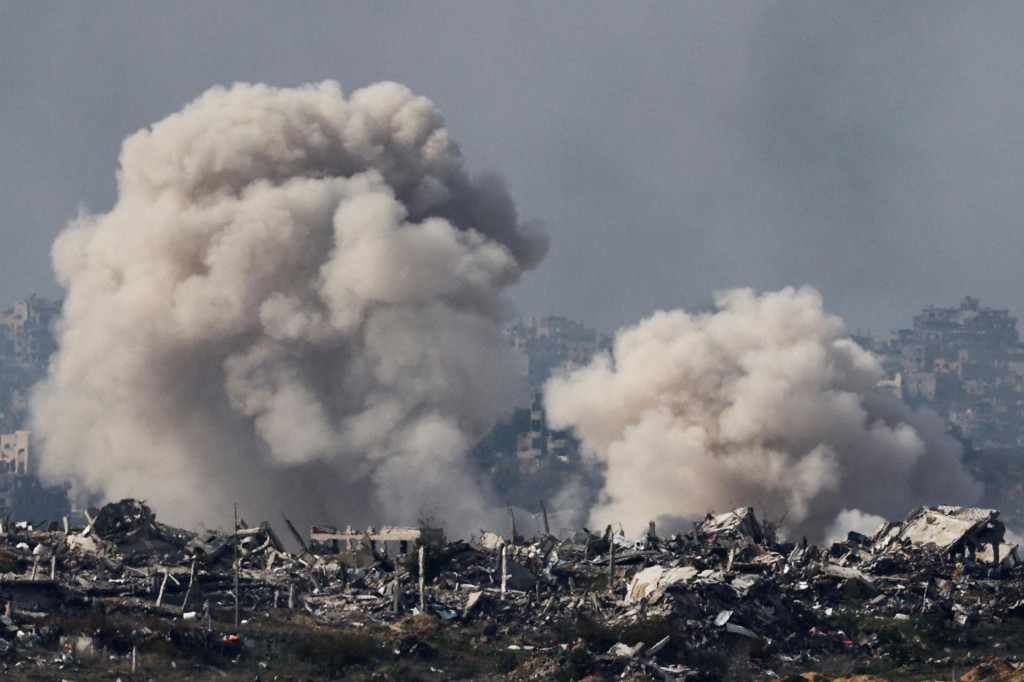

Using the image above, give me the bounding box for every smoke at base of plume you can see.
[544,286,981,542]
[31,80,546,534]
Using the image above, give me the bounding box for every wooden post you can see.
[608,541,616,592]
[501,545,508,600]
[156,571,169,607]
[181,560,197,612]
[418,545,426,612]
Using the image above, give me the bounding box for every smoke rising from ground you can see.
[544,286,982,542]
[31,80,546,533]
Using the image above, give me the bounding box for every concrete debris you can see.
[0,499,1018,679]
[887,505,1005,558]
[695,506,775,546]
[626,565,698,603]
[89,498,155,544]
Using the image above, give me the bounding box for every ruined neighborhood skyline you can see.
[3,6,1024,678]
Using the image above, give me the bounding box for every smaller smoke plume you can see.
[544,286,981,541]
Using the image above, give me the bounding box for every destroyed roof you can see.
[880,505,1005,555]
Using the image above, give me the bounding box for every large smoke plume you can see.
[544,286,982,542]
[31,80,546,533]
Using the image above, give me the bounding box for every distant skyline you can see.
[3,3,1023,337]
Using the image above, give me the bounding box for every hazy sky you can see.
[2,3,1022,335]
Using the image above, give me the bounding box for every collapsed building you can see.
[0,499,1019,679]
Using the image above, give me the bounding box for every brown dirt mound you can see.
[957,658,1024,682]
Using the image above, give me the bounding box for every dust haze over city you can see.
[2,4,1024,545]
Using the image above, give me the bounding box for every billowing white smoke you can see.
[31,80,546,533]
[824,509,887,545]
[544,286,981,542]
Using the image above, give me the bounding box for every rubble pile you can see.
[0,500,1020,679]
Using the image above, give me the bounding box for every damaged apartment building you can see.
[470,393,586,512]
[471,314,604,506]
[0,297,70,524]
[515,393,575,475]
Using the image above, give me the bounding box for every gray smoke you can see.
[31,80,546,533]
[544,286,981,542]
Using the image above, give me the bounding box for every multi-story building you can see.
[0,296,60,432]
[0,296,60,371]
[514,393,577,474]
[506,315,611,394]
[871,297,1024,447]
[0,430,70,523]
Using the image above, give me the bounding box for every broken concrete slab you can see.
[626,565,698,603]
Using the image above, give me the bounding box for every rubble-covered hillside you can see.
[0,500,1022,680]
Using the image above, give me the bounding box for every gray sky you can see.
[2,3,1022,336]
